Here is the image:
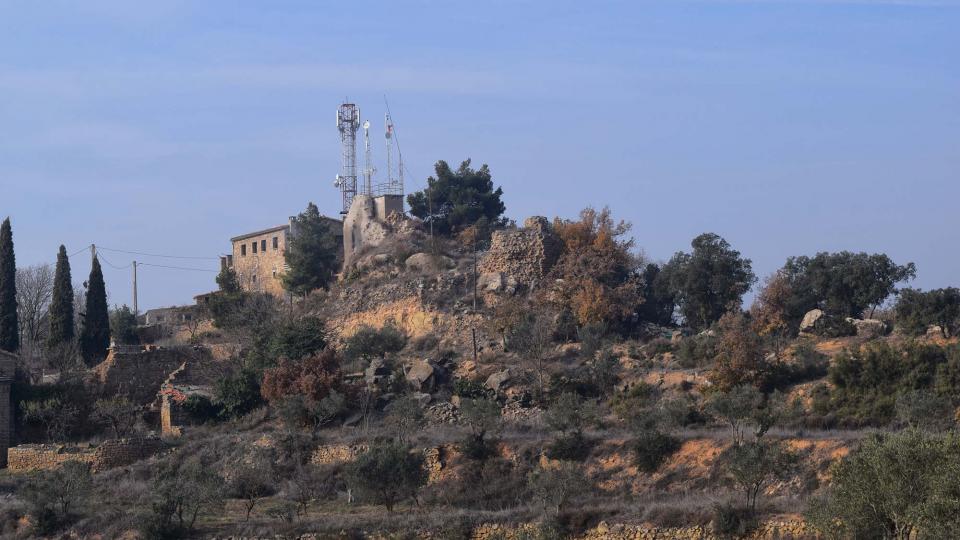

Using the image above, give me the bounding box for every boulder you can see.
[846,318,887,338]
[478,272,519,295]
[799,309,825,334]
[485,369,512,393]
[405,253,454,273]
[405,359,436,391]
[412,392,432,407]
[927,325,946,338]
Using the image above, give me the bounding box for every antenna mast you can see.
[383,97,404,198]
[334,102,360,214]
[385,113,394,187]
[362,119,376,195]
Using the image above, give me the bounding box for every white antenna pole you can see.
[385,113,394,187]
[362,120,375,195]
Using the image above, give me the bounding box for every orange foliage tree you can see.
[261,348,344,404]
[549,207,642,329]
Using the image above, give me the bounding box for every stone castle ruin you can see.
[477,216,562,291]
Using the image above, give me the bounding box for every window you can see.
[241,244,246,256]
[272,236,278,250]
[261,239,267,252]
[252,241,258,254]
[252,274,257,283]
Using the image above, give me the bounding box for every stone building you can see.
[222,215,343,297]
[342,193,404,266]
[0,350,15,467]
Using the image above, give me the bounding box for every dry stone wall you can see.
[8,437,166,472]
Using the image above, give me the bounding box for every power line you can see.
[137,262,218,273]
[97,253,132,270]
[96,246,219,261]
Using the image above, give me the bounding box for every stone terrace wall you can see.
[8,437,166,472]
[478,216,561,287]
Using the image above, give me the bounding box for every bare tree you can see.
[510,310,555,400]
[16,264,54,376]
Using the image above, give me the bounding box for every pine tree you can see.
[80,257,110,365]
[0,217,19,352]
[48,245,75,348]
[282,202,339,296]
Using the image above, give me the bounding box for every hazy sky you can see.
[1,0,957,311]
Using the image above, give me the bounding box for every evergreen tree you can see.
[282,202,339,296]
[80,258,110,365]
[406,159,507,236]
[216,265,241,293]
[110,305,139,345]
[0,217,19,352]
[48,245,75,348]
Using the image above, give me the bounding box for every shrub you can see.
[895,390,954,430]
[674,333,717,369]
[805,430,960,538]
[268,316,327,362]
[214,369,262,419]
[611,381,661,426]
[21,461,92,534]
[91,396,139,438]
[711,503,755,536]
[343,324,407,363]
[458,398,501,461]
[545,432,593,462]
[346,441,427,512]
[452,377,490,399]
[895,287,960,338]
[527,462,587,515]
[180,395,221,423]
[708,312,772,391]
[824,342,960,426]
[229,462,275,521]
[630,430,682,473]
[261,349,345,406]
[720,440,796,513]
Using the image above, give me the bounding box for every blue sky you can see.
[1,0,957,311]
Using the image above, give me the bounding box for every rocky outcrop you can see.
[846,317,888,338]
[486,369,512,392]
[406,359,437,391]
[799,309,856,337]
[405,253,454,273]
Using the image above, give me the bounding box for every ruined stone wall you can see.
[94,346,211,406]
[343,195,392,267]
[8,437,165,472]
[478,216,561,287]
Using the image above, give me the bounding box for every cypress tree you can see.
[80,257,110,365]
[48,245,75,348]
[0,217,19,352]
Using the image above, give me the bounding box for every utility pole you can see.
[132,261,138,316]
